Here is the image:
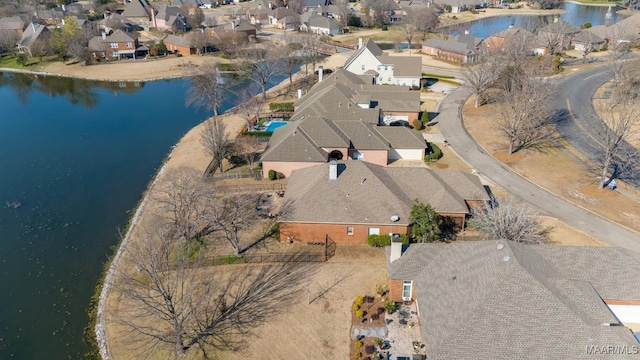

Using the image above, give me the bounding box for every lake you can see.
[461,2,625,38]
[0,69,282,359]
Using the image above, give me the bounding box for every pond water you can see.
[0,68,289,359]
[459,3,626,38]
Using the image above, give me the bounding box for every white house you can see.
[343,38,422,87]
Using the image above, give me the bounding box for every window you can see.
[384,65,388,71]
[387,77,391,82]
[361,64,365,71]
[347,226,354,235]
[109,43,118,48]
[125,42,133,48]
[378,77,382,82]
[402,281,412,300]
[368,228,380,235]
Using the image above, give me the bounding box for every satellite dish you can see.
[497,243,504,250]
[503,256,511,262]
[390,215,399,222]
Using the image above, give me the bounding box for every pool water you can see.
[266,121,288,132]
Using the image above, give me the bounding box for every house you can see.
[152,4,190,32]
[88,30,147,60]
[485,25,535,52]
[306,15,343,35]
[295,69,421,125]
[122,0,153,28]
[163,33,198,55]
[367,2,404,23]
[0,16,25,35]
[210,21,257,46]
[98,13,141,33]
[278,161,489,243]
[16,23,51,57]
[571,29,606,53]
[269,7,300,29]
[386,240,640,359]
[432,0,485,13]
[247,8,271,25]
[537,18,581,52]
[343,38,422,87]
[422,31,484,63]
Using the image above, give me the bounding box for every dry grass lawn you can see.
[463,96,640,233]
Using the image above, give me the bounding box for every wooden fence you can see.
[204,169,263,182]
[211,183,285,194]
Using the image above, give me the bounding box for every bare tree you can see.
[115,218,311,357]
[333,0,351,27]
[297,32,322,76]
[240,46,283,100]
[494,75,554,154]
[413,7,439,43]
[202,194,257,255]
[235,136,262,169]
[154,168,210,242]
[281,42,303,84]
[186,61,227,116]
[595,64,640,189]
[235,88,265,129]
[0,30,18,54]
[364,0,395,25]
[468,197,551,244]
[464,54,499,108]
[201,116,232,174]
[396,13,417,48]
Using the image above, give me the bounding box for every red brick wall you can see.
[279,222,410,244]
[166,43,195,56]
[388,279,415,302]
[348,149,388,166]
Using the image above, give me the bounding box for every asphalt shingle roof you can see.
[281,161,486,224]
[423,33,483,55]
[386,241,640,360]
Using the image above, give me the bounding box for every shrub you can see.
[176,53,183,57]
[376,284,388,296]
[354,340,363,348]
[371,313,379,320]
[353,352,362,359]
[242,131,273,137]
[275,171,285,180]
[381,25,388,31]
[412,118,423,130]
[269,102,295,111]
[268,169,276,180]
[420,111,430,124]
[375,338,384,348]
[16,53,28,66]
[425,143,442,162]
[352,303,361,311]
[355,309,365,318]
[367,234,409,247]
[582,21,592,29]
[385,301,396,314]
[355,295,365,306]
[365,345,375,354]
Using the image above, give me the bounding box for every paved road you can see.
[437,85,640,252]
[554,65,640,188]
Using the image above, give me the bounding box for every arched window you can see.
[329,150,343,161]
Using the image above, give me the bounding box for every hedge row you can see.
[269,102,294,111]
[367,234,409,247]
[425,143,443,162]
[242,131,273,137]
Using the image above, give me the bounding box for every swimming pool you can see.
[266,121,288,132]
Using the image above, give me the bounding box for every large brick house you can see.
[261,69,424,178]
[278,161,489,243]
[88,30,147,60]
[386,240,640,359]
[422,31,484,63]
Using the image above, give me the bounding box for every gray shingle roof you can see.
[344,39,383,69]
[260,120,329,163]
[281,161,485,224]
[387,241,640,360]
[0,16,24,31]
[377,54,422,77]
[572,29,605,44]
[539,19,581,35]
[123,0,151,18]
[308,15,342,31]
[17,23,49,48]
[423,33,483,55]
[163,33,193,48]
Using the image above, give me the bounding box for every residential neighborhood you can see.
[2,0,640,359]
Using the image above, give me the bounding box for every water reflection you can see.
[0,72,144,108]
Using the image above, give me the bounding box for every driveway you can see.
[436,85,640,252]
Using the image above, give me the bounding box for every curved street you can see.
[554,65,640,188]
[436,79,640,253]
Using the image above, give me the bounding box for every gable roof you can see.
[423,33,483,55]
[377,54,422,77]
[17,23,49,48]
[572,29,605,44]
[106,30,137,42]
[387,241,640,360]
[123,0,151,19]
[308,15,342,31]
[282,161,486,225]
[163,33,195,48]
[343,39,384,69]
[0,16,24,31]
[539,19,581,35]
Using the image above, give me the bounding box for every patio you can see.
[385,302,425,360]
